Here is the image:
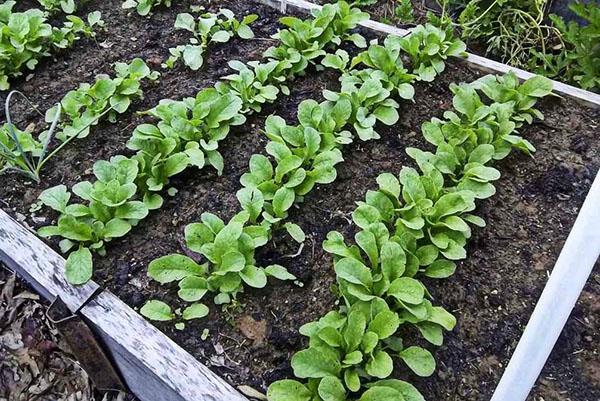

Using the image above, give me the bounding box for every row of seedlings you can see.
[1,59,158,181]
[267,73,554,400]
[163,8,258,71]
[36,2,372,289]
[140,21,468,323]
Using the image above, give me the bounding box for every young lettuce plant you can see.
[264,2,368,76]
[215,60,286,113]
[0,2,103,90]
[129,88,246,191]
[471,72,554,126]
[164,9,257,71]
[399,23,467,82]
[0,59,157,183]
[38,156,150,284]
[267,300,434,401]
[268,378,425,401]
[141,210,296,322]
[346,37,418,100]
[239,102,349,228]
[323,75,400,141]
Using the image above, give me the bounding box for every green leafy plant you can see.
[122,0,172,16]
[325,40,416,100]
[264,2,369,76]
[398,23,467,81]
[395,0,415,22]
[37,0,80,14]
[142,210,295,321]
[542,2,600,91]
[216,60,286,113]
[0,2,103,90]
[164,9,257,71]
[240,101,349,224]
[288,301,435,392]
[38,156,148,284]
[267,71,554,400]
[323,75,400,141]
[129,88,247,190]
[0,59,157,182]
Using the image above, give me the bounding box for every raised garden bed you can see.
[1,1,599,401]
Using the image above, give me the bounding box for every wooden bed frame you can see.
[1,2,599,400]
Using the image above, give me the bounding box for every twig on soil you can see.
[219,332,248,348]
[573,317,593,329]
[283,242,304,258]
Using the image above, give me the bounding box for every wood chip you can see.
[237,385,267,400]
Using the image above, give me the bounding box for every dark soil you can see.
[0,1,598,401]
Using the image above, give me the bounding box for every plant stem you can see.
[36,106,114,175]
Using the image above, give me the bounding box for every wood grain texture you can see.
[257,0,600,108]
[81,290,249,401]
[0,209,98,312]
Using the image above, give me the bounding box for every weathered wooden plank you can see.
[81,290,249,401]
[257,0,600,108]
[0,209,98,312]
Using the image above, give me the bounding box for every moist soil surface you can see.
[1,1,599,401]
